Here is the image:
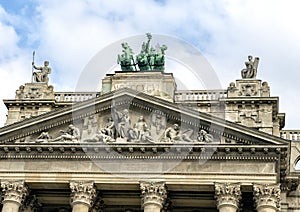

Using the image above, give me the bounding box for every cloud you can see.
[0,5,32,127]
[1,0,300,129]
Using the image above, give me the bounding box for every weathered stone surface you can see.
[102,71,176,101]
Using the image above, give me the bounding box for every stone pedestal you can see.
[102,71,176,102]
[5,82,55,125]
[215,183,241,212]
[140,182,167,212]
[253,183,281,212]
[224,79,285,136]
[69,181,96,212]
[1,180,28,212]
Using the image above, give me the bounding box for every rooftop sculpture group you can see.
[117,33,168,72]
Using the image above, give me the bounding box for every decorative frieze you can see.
[214,182,241,210]
[1,180,29,205]
[69,181,96,207]
[140,182,167,209]
[253,183,281,211]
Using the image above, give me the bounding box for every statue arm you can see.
[32,64,42,71]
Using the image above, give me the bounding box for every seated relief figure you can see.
[52,124,81,142]
[164,124,181,142]
[162,123,214,143]
[128,116,154,142]
[87,117,116,143]
[197,129,213,143]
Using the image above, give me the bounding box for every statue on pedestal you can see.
[241,55,259,79]
[32,61,51,83]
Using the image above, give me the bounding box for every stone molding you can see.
[1,180,29,205]
[69,180,96,207]
[253,183,281,211]
[214,182,241,209]
[140,181,167,209]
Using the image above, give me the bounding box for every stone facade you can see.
[0,57,300,211]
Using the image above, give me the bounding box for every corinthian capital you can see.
[70,181,96,207]
[215,182,241,209]
[1,180,29,205]
[253,183,281,210]
[140,181,167,209]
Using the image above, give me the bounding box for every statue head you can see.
[68,124,75,130]
[173,124,179,130]
[138,116,145,122]
[248,55,253,61]
[146,32,152,40]
[44,61,49,66]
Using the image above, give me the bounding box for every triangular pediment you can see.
[0,87,288,147]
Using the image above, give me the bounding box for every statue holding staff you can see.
[32,52,52,83]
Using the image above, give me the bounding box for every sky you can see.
[1,0,300,130]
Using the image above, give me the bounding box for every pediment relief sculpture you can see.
[13,109,215,144]
[35,124,81,143]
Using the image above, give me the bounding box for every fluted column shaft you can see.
[253,183,281,212]
[140,182,167,212]
[215,183,241,212]
[1,180,28,212]
[69,181,96,212]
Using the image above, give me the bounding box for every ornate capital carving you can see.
[140,181,167,209]
[70,181,96,207]
[215,182,241,209]
[253,183,281,210]
[1,180,29,205]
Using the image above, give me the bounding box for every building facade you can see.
[1,38,300,211]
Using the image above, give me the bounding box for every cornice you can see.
[0,143,286,161]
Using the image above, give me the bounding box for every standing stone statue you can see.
[241,55,259,79]
[32,61,51,83]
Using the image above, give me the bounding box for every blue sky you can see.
[1,0,300,130]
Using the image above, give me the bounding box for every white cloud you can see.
[1,0,300,129]
[0,5,32,126]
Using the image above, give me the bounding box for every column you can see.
[140,182,167,212]
[1,180,29,212]
[253,183,281,212]
[215,182,241,212]
[69,181,96,212]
